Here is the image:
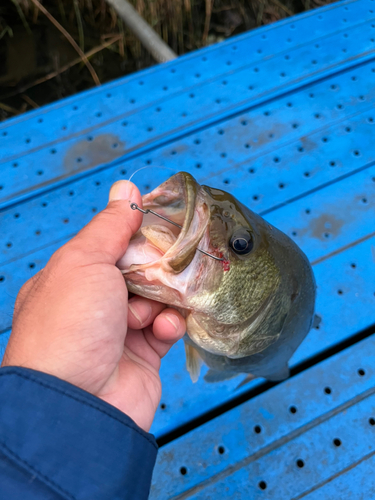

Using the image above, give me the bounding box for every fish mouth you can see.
[118,172,211,276]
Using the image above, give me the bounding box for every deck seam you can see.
[171,385,375,499]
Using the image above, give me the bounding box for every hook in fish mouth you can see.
[130,202,224,262]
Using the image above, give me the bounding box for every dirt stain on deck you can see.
[63,134,125,174]
[310,214,345,240]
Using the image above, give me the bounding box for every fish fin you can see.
[184,343,202,383]
[312,314,322,329]
[265,364,290,382]
[235,373,257,390]
[204,369,238,383]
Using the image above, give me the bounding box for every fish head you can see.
[119,172,294,359]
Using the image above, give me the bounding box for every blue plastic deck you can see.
[1,0,375,497]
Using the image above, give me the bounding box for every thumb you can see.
[70,180,143,264]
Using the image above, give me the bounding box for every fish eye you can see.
[230,229,254,255]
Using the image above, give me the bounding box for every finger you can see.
[66,180,143,264]
[127,297,166,330]
[144,309,186,359]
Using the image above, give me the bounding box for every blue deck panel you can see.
[1,0,375,496]
[150,335,375,498]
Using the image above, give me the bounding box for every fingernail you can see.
[164,313,179,331]
[109,180,133,202]
[128,302,152,327]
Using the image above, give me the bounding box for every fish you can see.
[118,172,316,383]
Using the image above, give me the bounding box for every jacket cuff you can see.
[0,367,157,500]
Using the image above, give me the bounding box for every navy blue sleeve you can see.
[0,367,158,500]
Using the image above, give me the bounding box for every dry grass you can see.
[0,0,336,119]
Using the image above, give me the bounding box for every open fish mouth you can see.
[118,172,211,279]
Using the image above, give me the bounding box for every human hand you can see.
[1,181,186,432]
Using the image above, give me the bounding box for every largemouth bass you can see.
[119,172,316,383]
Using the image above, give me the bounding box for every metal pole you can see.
[105,0,177,63]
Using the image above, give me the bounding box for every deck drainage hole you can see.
[13,162,18,167]
[258,481,267,490]
[299,147,304,152]
[368,117,374,123]
[171,151,177,155]
[63,219,69,224]
[322,137,329,142]
[189,93,195,98]
[324,232,330,238]
[180,467,187,476]
[121,169,127,175]
[106,93,112,97]
[315,113,321,119]
[2,132,8,136]
[337,289,343,295]
[292,231,297,237]
[35,230,41,236]
[304,172,310,177]
[42,203,47,207]
[50,148,57,154]
[29,263,35,269]
[220,153,227,158]
[163,86,168,91]
[274,157,280,163]
[248,85,254,90]
[305,208,311,214]
[289,406,297,414]
[69,191,74,196]
[223,179,230,184]
[130,99,135,104]
[194,139,201,145]
[296,459,304,468]
[324,387,332,394]
[351,263,357,268]
[92,207,97,213]
[222,80,228,85]
[0,276,4,282]
[216,99,221,104]
[337,104,344,110]
[245,144,251,149]
[218,130,224,135]
[333,438,342,447]
[147,128,153,132]
[287,102,293,107]
[95,181,101,186]
[112,143,118,148]
[146,160,152,165]
[249,168,255,174]
[122,121,128,127]
[6,242,12,248]
[292,123,299,129]
[346,127,352,132]
[14,213,20,218]
[358,368,366,376]
[76,158,82,163]
[156,107,161,112]
[354,150,360,156]
[160,403,166,410]
[37,170,43,175]
[279,183,285,189]
[362,198,368,204]
[196,163,202,169]
[264,111,270,116]
[369,418,375,426]
[253,195,259,201]
[329,161,336,167]
[254,425,262,434]
[218,446,225,455]
[96,112,102,117]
